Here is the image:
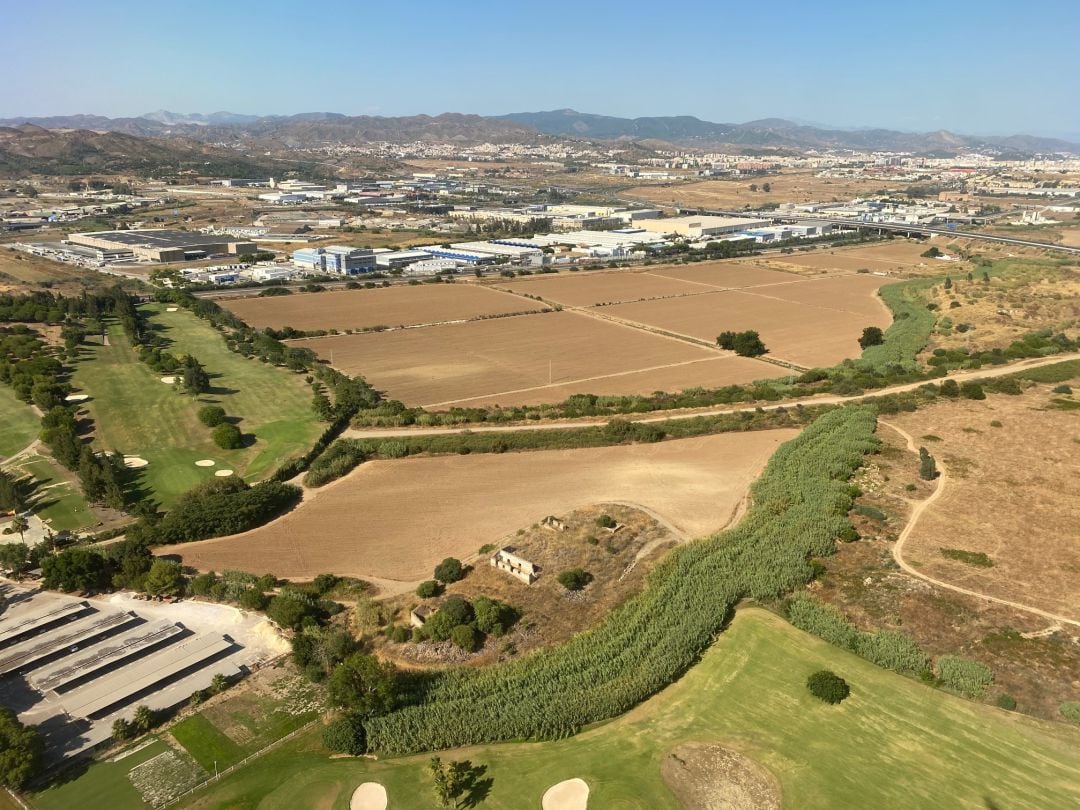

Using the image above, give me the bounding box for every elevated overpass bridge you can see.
[678,209,1080,256]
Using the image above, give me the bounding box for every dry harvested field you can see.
[889,386,1080,621]
[604,284,892,368]
[168,429,797,582]
[759,240,936,275]
[624,170,914,208]
[221,283,542,331]
[648,261,804,288]
[294,310,777,407]
[498,270,709,307]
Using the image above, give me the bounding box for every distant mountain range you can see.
[0,109,1076,158]
[499,110,1080,154]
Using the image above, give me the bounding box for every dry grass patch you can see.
[623,170,912,208]
[647,261,802,289]
[498,270,707,307]
[888,386,1080,621]
[223,283,541,332]
[169,430,795,582]
[661,743,781,810]
[294,310,775,407]
[759,240,935,274]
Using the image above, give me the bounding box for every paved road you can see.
[880,420,1080,629]
[344,352,1080,440]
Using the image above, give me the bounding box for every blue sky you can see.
[6,0,1079,137]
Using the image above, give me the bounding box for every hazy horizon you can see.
[6,0,1079,139]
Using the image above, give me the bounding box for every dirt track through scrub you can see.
[168,430,796,582]
[883,396,1080,626]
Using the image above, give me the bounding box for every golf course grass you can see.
[39,608,1072,810]
[32,740,172,810]
[3,453,94,532]
[70,304,320,506]
[0,384,39,459]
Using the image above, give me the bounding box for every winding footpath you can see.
[879,420,1080,629]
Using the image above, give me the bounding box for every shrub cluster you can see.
[806,670,850,704]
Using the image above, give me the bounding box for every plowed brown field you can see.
[168,429,797,582]
[293,310,777,407]
[222,283,541,331]
[604,281,892,368]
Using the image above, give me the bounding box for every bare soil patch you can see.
[761,241,934,274]
[295,310,776,407]
[499,271,708,307]
[223,283,542,332]
[648,262,801,289]
[604,285,890,368]
[169,430,796,582]
[661,743,781,810]
[623,170,912,208]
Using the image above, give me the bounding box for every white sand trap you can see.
[195,459,216,467]
[64,393,89,403]
[166,307,179,312]
[160,376,177,384]
[215,469,235,477]
[542,778,589,810]
[349,783,387,810]
[123,456,149,469]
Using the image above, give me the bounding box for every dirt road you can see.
[345,352,1080,440]
[879,420,1080,629]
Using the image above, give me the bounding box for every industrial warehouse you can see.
[67,229,258,262]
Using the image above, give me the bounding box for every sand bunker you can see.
[195,459,216,467]
[349,783,387,810]
[123,456,149,469]
[160,376,176,384]
[661,743,780,810]
[542,778,589,810]
[64,394,89,403]
[215,469,235,477]
[166,307,179,312]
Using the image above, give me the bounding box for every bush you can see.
[1051,384,1073,395]
[856,630,930,675]
[935,656,993,698]
[197,405,227,427]
[557,568,592,591]
[858,326,884,349]
[806,670,850,704]
[416,580,442,598]
[1059,701,1080,723]
[595,514,616,529]
[322,712,366,755]
[996,694,1017,711]
[434,557,464,584]
[212,422,243,450]
[450,624,480,652]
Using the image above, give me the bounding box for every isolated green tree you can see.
[806,670,850,704]
[858,326,885,349]
[143,559,186,596]
[918,447,937,481]
[328,653,398,717]
[434,557,464,583]
[197,405,227,427]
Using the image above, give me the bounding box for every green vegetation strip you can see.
[364,406,879,754]
[173,610,1080,809]
[31,739,171,810]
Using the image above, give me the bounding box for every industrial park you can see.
[0,1,1078,809]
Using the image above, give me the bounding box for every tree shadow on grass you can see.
[457,762,492,809]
